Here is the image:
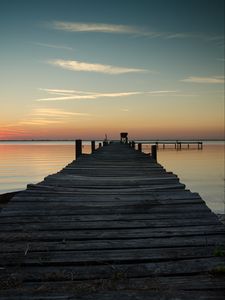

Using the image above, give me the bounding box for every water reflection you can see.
[142,144,224,214]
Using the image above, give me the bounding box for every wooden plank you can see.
[0,275,224,299]
[0,291,224,300]
[26,183,186,191]
[2,256,224,280]
[0,234,224,253]
[0,246,220,266]
[8,198,203,206]
[6,198,204,211]
[1,207,211,218]
[0,211,216,224]
[0,217,220,232]
[10,189,200,200]
[0,225,224,242]
[0,203,211,216]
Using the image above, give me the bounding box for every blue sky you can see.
[0,0,224,139]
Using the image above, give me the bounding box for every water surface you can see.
[0,141,224,214]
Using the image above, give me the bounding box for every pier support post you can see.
[198,142,203,150]
[131,141,135,149]
[151,145,157,162]
[177,142,181,150]
[91,141,95,153]
[75,139,82,159]
[138,143,142,152]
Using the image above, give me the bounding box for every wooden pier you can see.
[0,142,224,299]
[154,141,203,149]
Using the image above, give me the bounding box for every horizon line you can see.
[0,139,224,142]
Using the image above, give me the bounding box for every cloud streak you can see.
[48,59,147,74]
[19,108,91,126]
[32,108,90,117]
[34,42,73,51]
[180,76,224,84]
[51,21,144,35]
[37,88,177,102]
[49,21,224,44]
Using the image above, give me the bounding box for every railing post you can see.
[75,139,82,159]
[131,141,135,148]
[151,145,157,162]
[99,142,102,148]
[138,143,142,152]
[91,140,95,153]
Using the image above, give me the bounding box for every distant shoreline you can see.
[0,139,224,142]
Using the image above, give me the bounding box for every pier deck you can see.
[0,143,224,299]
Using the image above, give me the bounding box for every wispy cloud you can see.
[48,59,147,74]
[37,88,177,102]
[148,90,177,94]
[48,21,224,44]
[19,119,65,126]
[37,89,141,101]
[32,108,90,117]
[180,76,224,84]
[50,21,148,35]
[33,42,73,51]
[19,108,90,126]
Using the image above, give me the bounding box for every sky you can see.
[0,0,224,140]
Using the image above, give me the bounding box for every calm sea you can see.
[0,141,224,214]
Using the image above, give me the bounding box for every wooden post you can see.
[138,143,142,152]
[75,139,82,159]
[151,145,157,161]
[177,142,181,150]
[91,141,95,153]
[99,142,102,148]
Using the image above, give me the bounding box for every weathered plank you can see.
[1,246,220,266]
[0,275,224,299]
[0,217,220,232]
[0,225,224,242]
[1,234,224,253]
[0,211,216,224]
[0,204,211,216]
[1,257,224,281]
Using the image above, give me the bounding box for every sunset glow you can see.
[0,0,224,140]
